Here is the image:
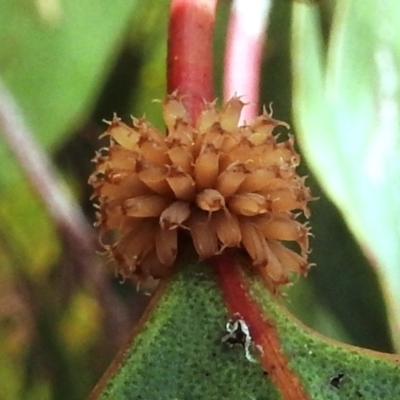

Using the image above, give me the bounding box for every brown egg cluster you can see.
[89,93,312,288]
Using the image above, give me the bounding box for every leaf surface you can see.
[291,1,400,349]
[90,261,400,400]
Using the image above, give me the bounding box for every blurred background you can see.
[0,0,398,399]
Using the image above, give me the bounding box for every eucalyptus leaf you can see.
[91,261,400,399]
[291,1,400,349]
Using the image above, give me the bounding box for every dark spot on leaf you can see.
[330,373,345,389]
[222,331,246,347]
[221,322,246,347]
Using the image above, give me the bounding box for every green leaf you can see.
[92,262,279,400]
[90,262,400,399]
[291,1,400,349]
[0,180,59,277]
[0,0,137,184]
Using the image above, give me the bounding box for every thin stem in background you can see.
[224,0,273,123]
[168,0,218,121]
[0,79,94,254]
[0,78,130,345]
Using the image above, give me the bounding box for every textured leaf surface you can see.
[91,262,400,399]
[93,262,278,400]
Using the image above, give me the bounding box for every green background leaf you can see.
[291,0,400,349]
[0,0,138,185]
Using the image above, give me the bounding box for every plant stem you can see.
[168,0,218,121]
[0,79,129,344]
[0,79,94,255]
[224,0,273,123]
[168,4,307,394]
[213,254,309,400]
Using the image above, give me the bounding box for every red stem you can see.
[212,254,309,400]
[167,4,307,396]
[224,0,272,123]
[168,0,218,121]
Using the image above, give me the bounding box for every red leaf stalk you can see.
[213,254,309,400]
[224,0,272,123]
[168,0,218,122]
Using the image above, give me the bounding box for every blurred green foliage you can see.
[291,0,400,349]
[0,1,397,399]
